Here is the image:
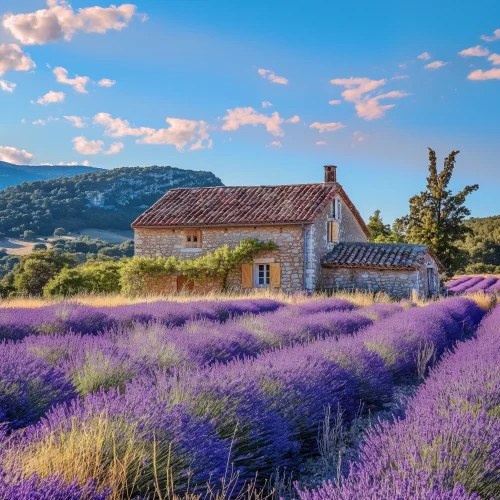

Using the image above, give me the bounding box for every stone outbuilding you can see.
[132,165,442,298]
[321,242,442,298]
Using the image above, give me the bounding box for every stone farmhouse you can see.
[132,166,442,298]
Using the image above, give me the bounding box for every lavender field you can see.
[0,294,495,499]
[446,275,500,295]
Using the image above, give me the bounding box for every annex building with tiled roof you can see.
[133,165,441,298]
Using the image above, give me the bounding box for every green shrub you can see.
[44,261,122,296]
[53,227,66,237]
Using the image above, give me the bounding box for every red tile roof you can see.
[132,183,369,235]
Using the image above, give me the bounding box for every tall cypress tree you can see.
[405,148,478,275]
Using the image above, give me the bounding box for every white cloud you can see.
[257,68,288,85]
[93,113,212,151]
[221,107,300,136]
[37,90,65,104]
[329,77,410,120]
[316,141,327,146]
[262,101,272,108]
[417,52,431,60]
[53,66,89,93]
[467,68,500,80]
[488,54,500,65]
[481,29,500,42]
[103,141,124,155]
[309,122,345,133]
[328,99,341,105]
[32,119,46,125]
[73,136,104,155]
[2,0,137,46]
[286,115,300,124]
[352,131,365,142]
[0,43,36,76]
[98,78,116,87]
[425,61,448,70]
[0,146,33,164]
[398,63,407,69]
[458,46,489,57]
[64,115,86,128]
[0,80,16,92]
[392,75,409,80]
[269,141,282,148]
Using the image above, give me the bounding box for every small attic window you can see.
[332,198,342,220]
[185,229,201,248]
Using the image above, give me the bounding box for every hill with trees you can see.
[0,166,223,237]
[0,161,100,190]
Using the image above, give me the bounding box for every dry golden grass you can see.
[0,289,397,309]
[463,291,497,311]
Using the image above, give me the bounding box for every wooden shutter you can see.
[328,221,339,242]
[196,230,202,247]
[241,263,253,289]
[270,263,281,288]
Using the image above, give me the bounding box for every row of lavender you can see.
[300,304,500,499]
[0,298,286,342]
[0,298,485,498]
[0,299,393,430]
[447,275,500,294]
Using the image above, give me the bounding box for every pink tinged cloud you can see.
[0,44,36,76]
[221,107,295,136]
[2,0,137,46]
[37,90,65,104]
[309,122,345,133]
[257,68,289,85]
[417,52,431,60]
[488,54,500,65]
[328,99,341,105]
[458,45,489,57]
[0,146,34,164]
[64,115,86,128]
[316,141,327,145]
[262,101,272,108]
[425,61,448,69]
[480,29,500,42]
[352,131,365,142]
[0,80,16,92]
[72,136,104,155]
[329,77,410,120]
[269,141,282,148]
[98,78,116,87]
[53,66,89,93]
[103,141,124,155]
[93,113,212,151]
[467,68,500,80]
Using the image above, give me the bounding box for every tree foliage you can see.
[404,149,479,275]
[10,250,77,296]
[44,261,123,296]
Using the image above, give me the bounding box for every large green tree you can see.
[367,210,392,242]
[405,148,478,275]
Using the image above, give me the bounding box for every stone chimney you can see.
[324,165,337,183]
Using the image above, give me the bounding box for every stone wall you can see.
[306,195,368,291]
[320,267,422,299]
[134,225,305,292]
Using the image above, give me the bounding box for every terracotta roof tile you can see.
[322,242,442,271]
[132,183,370,236]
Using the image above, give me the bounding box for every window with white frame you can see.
[332,198,342,219]
[255,264,270,287]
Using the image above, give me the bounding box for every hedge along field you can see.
[299,304,500,500]
[0,297,486,499]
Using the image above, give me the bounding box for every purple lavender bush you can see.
[298,305,500,500]
[0,343,76,429]
[0,472,107,500]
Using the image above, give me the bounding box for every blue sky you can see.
[0,0,499,223]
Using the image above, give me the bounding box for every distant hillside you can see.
[0,166,223,237]
[0,161,101,190]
